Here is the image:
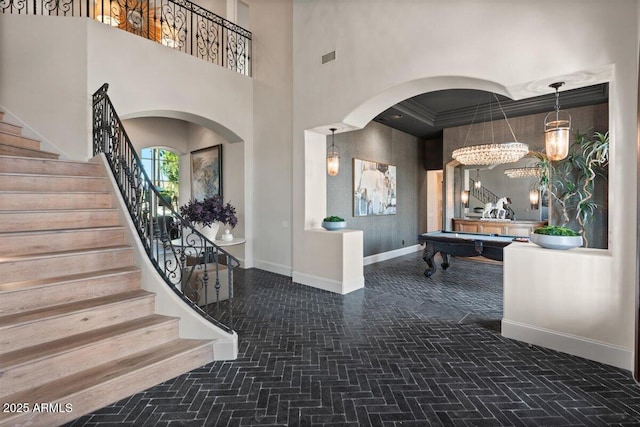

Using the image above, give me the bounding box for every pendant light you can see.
[544,82,571,161]
[327,128,340,176]
[474,169,481,189]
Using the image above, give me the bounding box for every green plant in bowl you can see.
[322,216,346,230]
[533,225,580,237]
[531,225,582,249]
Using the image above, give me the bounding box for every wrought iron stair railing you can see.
[93,83,237,333]
[470,178,498,204]
[1,0,251,76]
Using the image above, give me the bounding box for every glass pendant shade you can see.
[529,190,539,210]
[474,169,481,189]
[461,190,470,208]
[327,153,339,176]
[327,128,339,176]
[544,111,571,161]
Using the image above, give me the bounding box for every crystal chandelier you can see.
[504,167,541,179]
[452,93,529,166]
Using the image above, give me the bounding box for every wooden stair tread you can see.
[0,171,106,180]
[0,339,213,426]
[0,155,103,176]
[0,225,124,238]
[0,289,153,327]
[0,245,132,263]
[0,143,58,159]
[0,266,140,293]
[0,314,176,368]
[0,121,23,136]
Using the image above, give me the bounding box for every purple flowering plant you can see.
[179,195,238,228]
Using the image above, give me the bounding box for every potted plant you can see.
[534,130,609,247]
[530,225,583,250]
[179,195,238,241]
[322,215,346,231]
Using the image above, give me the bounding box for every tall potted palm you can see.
[535,130,609,247]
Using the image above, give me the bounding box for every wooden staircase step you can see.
[0,338,213,427]
[0,266,141,316]
[0,209,120,232]
[0,191,112,210]
[0,155,103,176]
[0,289,156,354]
[0,143,59,159]
[0,314,180,396]
[0,246,134,284]
[0,121,23,136]
[0,226,126,256]
[0,130,40,151]
[0,172,108,192]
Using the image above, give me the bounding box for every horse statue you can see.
[482,197,511,219]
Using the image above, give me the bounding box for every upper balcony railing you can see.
[1,0,252,76]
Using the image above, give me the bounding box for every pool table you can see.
[417,231,522,278]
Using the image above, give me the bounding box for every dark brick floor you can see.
[68,252,640,426]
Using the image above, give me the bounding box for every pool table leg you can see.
[422,243,437,278]
[441,253,450,270]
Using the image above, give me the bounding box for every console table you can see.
[452,218,546,237]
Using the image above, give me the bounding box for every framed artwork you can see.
[353,158,397,216]
[191,145,222,200]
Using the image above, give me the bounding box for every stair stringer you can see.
[92,154,238,360]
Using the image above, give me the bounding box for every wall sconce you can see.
[95,0,121,26]
[529,189,539,210]
[474,169,481,189]
[327,128,340,176]
[544,82,571,161]
[461,190,470,208]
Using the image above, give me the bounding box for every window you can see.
[141,148,180,212]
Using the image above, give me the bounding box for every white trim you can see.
[363,244,422,266]
[292,271,364,295]
[502,319,633,371]
[253,259,293,277]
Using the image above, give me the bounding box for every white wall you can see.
[0,16,89,160]
[245,0,294,276]
[292,0,638,368]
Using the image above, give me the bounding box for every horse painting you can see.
[482,197,511,219]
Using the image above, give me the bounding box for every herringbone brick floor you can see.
[68,252,640,426]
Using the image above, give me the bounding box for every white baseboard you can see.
[292,271,364,295]
[502,319,633,371]
[253,259,292,277]
[363,244,422,266]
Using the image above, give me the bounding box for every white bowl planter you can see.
[530,233,583,250]
[322,221,346,231]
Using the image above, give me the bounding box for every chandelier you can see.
[452,93,529,166]
[504,166,541,179]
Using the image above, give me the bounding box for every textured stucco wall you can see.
[326,121,425,257]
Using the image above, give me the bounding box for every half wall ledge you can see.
[292,228,364,295]
[502,243,632,370]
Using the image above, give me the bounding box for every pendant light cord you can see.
[493,93,518,142]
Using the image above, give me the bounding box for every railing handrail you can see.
[93,82,237,333]
[2,0,252,76]
[470,178,499,204]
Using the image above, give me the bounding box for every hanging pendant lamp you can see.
[474,169,482,189]
[452,93,529,166]
[327,128,340,176]
[544,82,571,161]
